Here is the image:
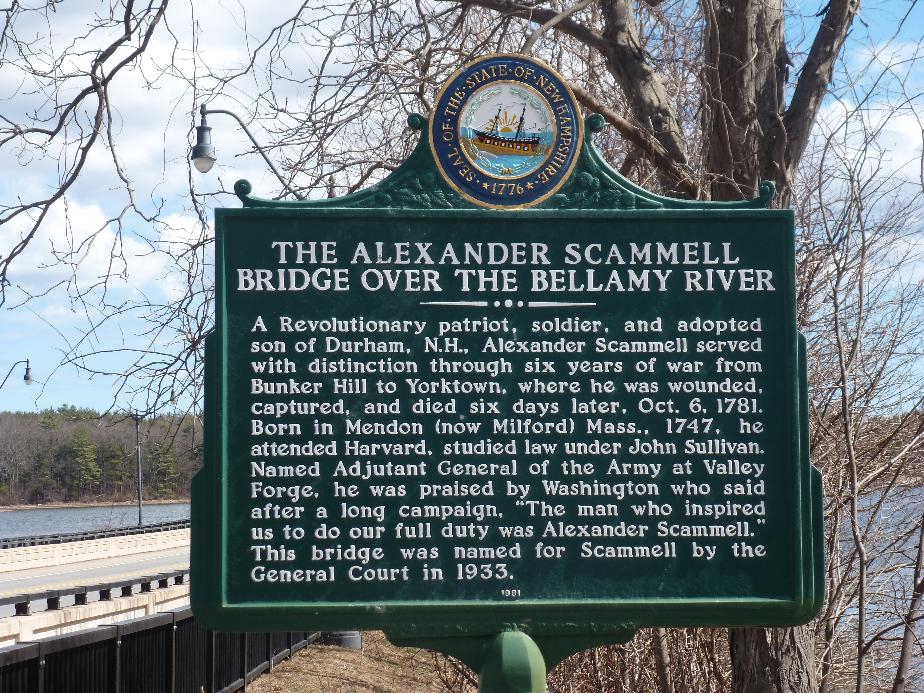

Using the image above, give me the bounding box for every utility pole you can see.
[133,413,143,526]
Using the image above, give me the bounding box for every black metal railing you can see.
[0,608,316,693]
[0,520,190,550]
[0,569,189,616]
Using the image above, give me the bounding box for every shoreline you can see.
[0,498,189,512]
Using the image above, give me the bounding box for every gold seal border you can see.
[428,53,584,210]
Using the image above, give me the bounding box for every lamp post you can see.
[0,359,32,390]
[190,104,304,200]
[192,110,360,649]
[132,413,144,526]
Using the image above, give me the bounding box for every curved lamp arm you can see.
[0,359,31,390]
[194,104,304,200]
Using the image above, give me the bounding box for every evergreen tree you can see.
[38,409,58,431]
[98,441,128,498]
[71,428,101,499]
[149,442,179,498]
[25,450,53,504]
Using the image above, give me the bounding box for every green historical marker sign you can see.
[193,54,823,690]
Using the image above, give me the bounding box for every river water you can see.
[0,502,190,539]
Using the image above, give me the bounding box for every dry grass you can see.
[249,631,451,693]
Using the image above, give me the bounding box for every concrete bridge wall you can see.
[0,584,190,648]
[0,529,190,573]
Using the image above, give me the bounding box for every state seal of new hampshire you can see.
[430,54,583,209]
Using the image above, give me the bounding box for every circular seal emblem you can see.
[430,54,583,209]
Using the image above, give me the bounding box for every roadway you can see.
[0,545,189,612]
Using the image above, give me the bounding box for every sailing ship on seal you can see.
[472,104,543,156]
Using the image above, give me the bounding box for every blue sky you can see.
[0,0,307,414]
[1,0,922,414]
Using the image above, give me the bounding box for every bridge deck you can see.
[0,545,189,599]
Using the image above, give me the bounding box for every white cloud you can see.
[812,98,924,183]
[0,197,173,303]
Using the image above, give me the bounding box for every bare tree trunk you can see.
[731,626,818,693]
[704,7,818,689]
[730,628,775,693]
[890,516,924,693]
[781,0,860,196]
[772,626,819,693]
[701,0,787,200]
[830,209,869,693]
[598,0,688,168]
[652,628,676,693]
[620,646,632,691]
[818,621,835,693]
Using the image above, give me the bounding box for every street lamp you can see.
[190,104,304,199]
[190,109,215,173]
[192,105,358,650]
[0,359,32,389]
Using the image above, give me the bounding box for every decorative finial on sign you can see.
[587,113,606,133]
[407,113,426,130]
[234,179,252,198]
[758,180,776,205]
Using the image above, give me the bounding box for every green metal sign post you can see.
[192,110,823,692]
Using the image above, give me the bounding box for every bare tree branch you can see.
[783,0,860,186]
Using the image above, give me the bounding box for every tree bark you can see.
[569,83,699,196]
[730,628,775,692]
[598,0,688,169]
[890,517,924,693]
[782,0,860,195]
[701,0,787,200]
[652,628,676,693]
[731,626,818,693]
[703,5,821,687]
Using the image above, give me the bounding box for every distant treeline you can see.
[0,406,199,505]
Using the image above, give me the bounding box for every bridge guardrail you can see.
[0,519,190,550]
[0,569,189,616]
[0,607,318,693]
